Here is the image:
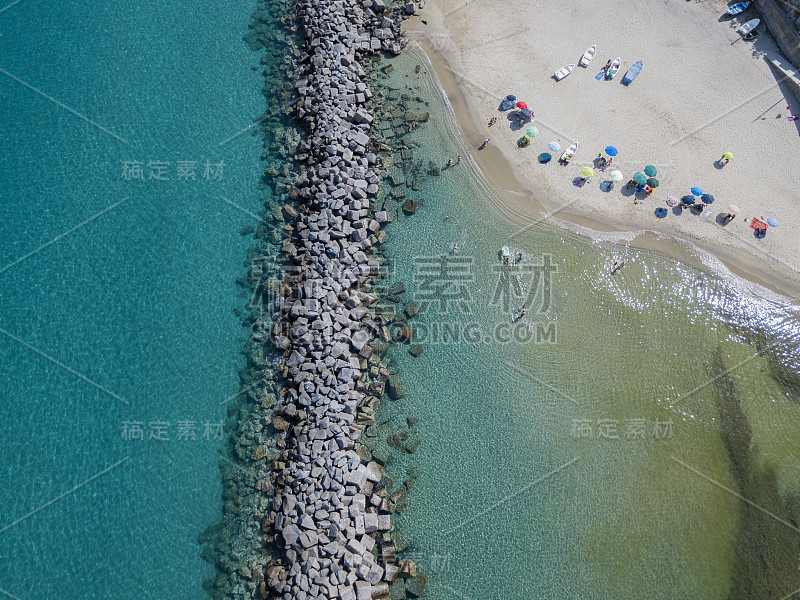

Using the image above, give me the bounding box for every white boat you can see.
[738,18,760,35]
[579,44,596,67]
[554,64,576,81]
[501,246,511,257]
[559,141,578,164]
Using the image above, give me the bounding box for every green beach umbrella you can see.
[582,167,595,178]
[722,151,733,160]
[633,172,647,185]
[644,165,657,177]
[526,126,539,138]
[646,177,659,188]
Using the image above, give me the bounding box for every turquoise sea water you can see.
[0,1,263,597]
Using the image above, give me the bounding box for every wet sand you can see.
[403,0,800,301]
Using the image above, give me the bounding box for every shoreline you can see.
[402,5,800,303]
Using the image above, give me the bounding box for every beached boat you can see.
[554,64,576,81]
[559,141,578,165]
[727,1,749,15]
[738,18,760,35]
[605,57,621,80]
[579,45,596,67]
[622,60,643,85]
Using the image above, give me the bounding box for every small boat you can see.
[501,246,511,258]
[554,64,576,81]
[738,18,760,35]
[621,60,643,85]
[559,142,578,165]
[579,44,596,67]
[727,1,749,15]
[605,57,621,80]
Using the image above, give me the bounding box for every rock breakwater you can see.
[258,1,427,599]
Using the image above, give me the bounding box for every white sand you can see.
[406,0,800,297]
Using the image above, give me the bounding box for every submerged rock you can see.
[405,574,427,597]
[401,199,419,214]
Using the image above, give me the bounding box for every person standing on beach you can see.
[720,154,730,165]
[457,155,461,163]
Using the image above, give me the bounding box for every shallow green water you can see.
[377,46,800,600]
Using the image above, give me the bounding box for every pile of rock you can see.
[259,0,426,599]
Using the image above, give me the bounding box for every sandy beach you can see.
[405,0,800,299]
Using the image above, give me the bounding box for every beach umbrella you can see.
[582,167,595,178]
[646,177,659,188]
[723,151,734,160]
[681,195,696,205]
[644,165,657,177]
[538,152,552,163]
[633,172,647,184]
[609,170,624,182]
[701,193,715,204]
[516,101,527,109]
[666,196,678,207]
[605,146,619,156]
[526,126,539,137]
[520,108,532,118]
[505,94,517,102]
[549,141,561,152]
[728,204,740,213]
[691,186,703,196]
[655,207,668,218]
[767,217,779,227]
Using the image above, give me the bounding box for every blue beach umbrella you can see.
[767,217,779,227]
[633,172,647,185]
[691,186,703,196]
[644,165,657,177]
[681,195,696,205]
[701,193,715,204]
[605,146,619,156]
[538,152,552,163]
[549,141,561,152]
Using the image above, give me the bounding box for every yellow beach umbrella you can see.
[723,151,734,160]
[582,167,595,178]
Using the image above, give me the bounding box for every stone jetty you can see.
[259,0,425,599]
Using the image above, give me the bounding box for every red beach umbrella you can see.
[516,101,528,109]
